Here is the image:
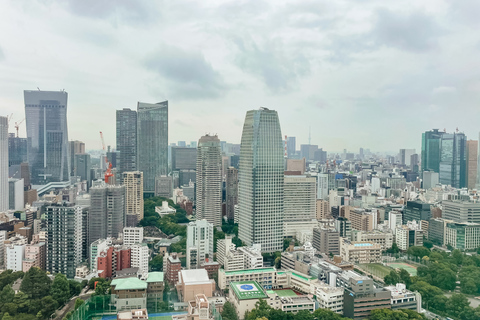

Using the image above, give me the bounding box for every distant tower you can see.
[24,90,70,184]
[137,101,168,196]
[226,167,238,222]
[238,108,284,253]
[196,135,222,226]
[116,108,137,174]
[0,116,8,211]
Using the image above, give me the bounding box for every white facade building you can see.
[388,211,403,232]
[6,244,25,271]
[123,227,144,246]
[8,178,24,211]
[313,282,344,314]
[186,220,214,269]
[131,243,149,279]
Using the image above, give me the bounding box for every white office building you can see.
[186,220,214,269]
[123,227,144,246]
[6,244,25,272]
[131,243,149,279]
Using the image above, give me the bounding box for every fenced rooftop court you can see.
[386,262,418,276]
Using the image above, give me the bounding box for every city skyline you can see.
[1,1,480,152]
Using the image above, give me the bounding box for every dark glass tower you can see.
[137,101,168,195]
[24,90,69,184]
[116,108,137,174]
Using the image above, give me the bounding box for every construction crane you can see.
[14,118,25,137]
[99,131,114,184]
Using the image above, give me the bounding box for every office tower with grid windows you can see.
[238,108,284,253]
[24,90,70,184]
[116,108,137,174]
[196,135,222,226]
[137,101,168,196]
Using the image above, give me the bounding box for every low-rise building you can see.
[350,230,393,250]
[395,221,424,251]
[312,228,340,255]
[176,269,216,302]
[313,281,344,314]
[22,242,46,272]
[445,222,480,250]
[340,239,382,264]
[165,253,182,285]
[229,281,269,320]
[385,283,421,312]
[218,268,276,290]
[111,277,148,311]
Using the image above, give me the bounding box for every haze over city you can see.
[2,0,480,152]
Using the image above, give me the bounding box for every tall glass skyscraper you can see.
[116,108,137,174]
[422,129,466,188]
[238,108,284,253]
[137,101,168,195]
[24,90,70,184]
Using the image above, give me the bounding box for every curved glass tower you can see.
[238,108,284,253]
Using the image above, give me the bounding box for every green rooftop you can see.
[274,289,297,297]
[230,281,268,300]
[291,272,309,281]
[224,268,275,276]
[147,272,164,283]
[111,277,147,291]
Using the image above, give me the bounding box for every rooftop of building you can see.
[146,272,164,283]
[230,281,268,300]
[180,269,211,285]
[111,277,147,291]
[222,267,276,275]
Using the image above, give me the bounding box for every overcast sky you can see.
[1,0,479,154]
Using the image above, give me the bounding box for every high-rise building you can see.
[226,167,238,222]
[312,228,340,255]
[286,136,296,158]
[88,183,125,245]
[422,129,467,188]
[155,175,173,198]
[186,220,214,269]
[137,101,168,195]
[283,174,316,237]
[300,144,318,161]
[8,134,27,167]
[75,154,91,188]
[70,140,85,176]
[466,140,478,189]
[123,171,144,226]
[116,108,137,174]
[238,108,284,252]
[8,178,24,211]
[171,147,197,171]
[399,149,415,166]
[196,135,222,226]
[24,90,70,184]
[439,132,466,188]
[46,203,82,278]
[0,116,8,212]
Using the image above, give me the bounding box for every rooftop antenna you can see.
[308,126,311,145]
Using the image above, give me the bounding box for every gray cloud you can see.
[372,8,442,52]
[144,45,226,100]
[232,36,310,92]
[62,0,156,24]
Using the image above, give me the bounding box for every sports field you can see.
[100,312,184,319]
[359,263,393,278]
[274,289,299,297]
[387,262,417,276]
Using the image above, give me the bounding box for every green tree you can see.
[20,267,52,300]
[244,299,271,320]
[221,301,239,320]
[40,296,59,319]
[13,291,30,314]
[313,308,348,320]
[150,254,164,271]
[0,284,15,308]
[384,270,400,285]
[275,257,281,269]
[93,279,111,296]
[386,242,400,254]
[398,269,412,288]
[2,313,14,320]
[68,279,82,297]
[406,246,430,258]
[74,298,85,310]
[445,293,470,318]
[294,310,314,320]
[451,249,464,265]
[50,274,71,306]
